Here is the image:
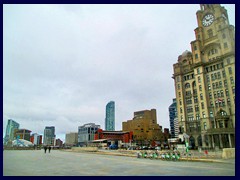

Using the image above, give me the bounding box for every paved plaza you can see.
[3,150,235,176]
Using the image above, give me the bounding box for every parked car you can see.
[109,144,118,150]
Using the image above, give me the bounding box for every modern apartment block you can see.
[43,126,56,146]
[169,98,179,138]
[172,4,235,149]
[14,129,32,141]
[78,123,100,146]
[4,119,20,145]
[105,101,115,131]
[122,109,164,146]
[30,133,43,145]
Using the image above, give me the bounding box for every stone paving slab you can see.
[3,150,235,176]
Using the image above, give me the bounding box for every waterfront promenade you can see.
[3,150,235,176]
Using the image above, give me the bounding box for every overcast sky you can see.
[3,4,235,142]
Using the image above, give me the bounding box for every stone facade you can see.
[172,4,235,149]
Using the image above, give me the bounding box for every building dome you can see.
[182,50,192,57]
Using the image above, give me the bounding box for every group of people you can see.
[44,146,52,153]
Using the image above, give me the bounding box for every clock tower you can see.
[173,4,235,149]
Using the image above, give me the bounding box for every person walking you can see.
[48,146,52,153]
[44,146,47,153]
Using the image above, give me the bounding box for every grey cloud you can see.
[3,4,235,141]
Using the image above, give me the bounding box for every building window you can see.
[224,80,227,87]
[177,84,180,90]
[206,75,210,82]
[179,100,182,105]
[199,85,202,91]
[217,91,221,97]
[212,83,215,89]
[214,91,217,98]
[186,98,192,105]
[217,72,221,79]
[222,100,225,106]
[194,97,198,103]
[224,42,228,49]
[201,102,205,109]
[202,112,206,118]
[228,67,232,74]
[179,92,181,97]
[208,29,213,38]
[211,74,215,81]
[203,122,207,130]
[208,84,211,90]
[221,90,224,97]
[186,91,191,96]
[177,76,180,82]
[196,114,200,120]
[230,77,234,84]
[195,53,198,59]
[209,92,212,99]
[219,81,222,88]
[225,89,229,96]
[198,76,201,83]
[185,83,190,89]
[227,98,231,105]
[194,45,197,50]
[200,93,203,100]
[222,33,226,39]
[187,106,193,113]
[222,70,226,78]
[210,101,213,107]
[232,86,235,94]
[210,111,214,117]
[195,105,199,112]
[227,58,231,64]
[180,108,183,113]
[197,68,200,74]
[181,115,183,121]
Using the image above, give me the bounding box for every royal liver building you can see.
[172,4,235,149]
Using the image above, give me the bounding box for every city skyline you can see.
[3,4,235,142]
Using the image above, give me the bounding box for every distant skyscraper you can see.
[43,126,56,145]
[105,101,115,131]
[169,98,179,138]
[4,119,20,145]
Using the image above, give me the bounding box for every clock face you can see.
[202,13,215,27]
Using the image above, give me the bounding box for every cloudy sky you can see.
[3,4,235,142]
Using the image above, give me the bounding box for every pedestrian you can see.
[48,146,52,153]
[44,146,47,153]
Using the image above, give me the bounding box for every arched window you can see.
[192,81,196,87]
[185,83,190,89]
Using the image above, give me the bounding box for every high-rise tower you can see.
[169,98,178,138]
[105,101,115,131]
[172,4,235,149]
[4,119,20,145]
[43,126,56,145]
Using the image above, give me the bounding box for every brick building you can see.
[94,129,133,147]
[122,109,164,146]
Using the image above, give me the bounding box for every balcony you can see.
[206,128,235,134]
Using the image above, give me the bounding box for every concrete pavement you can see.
[3,149,235,176]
